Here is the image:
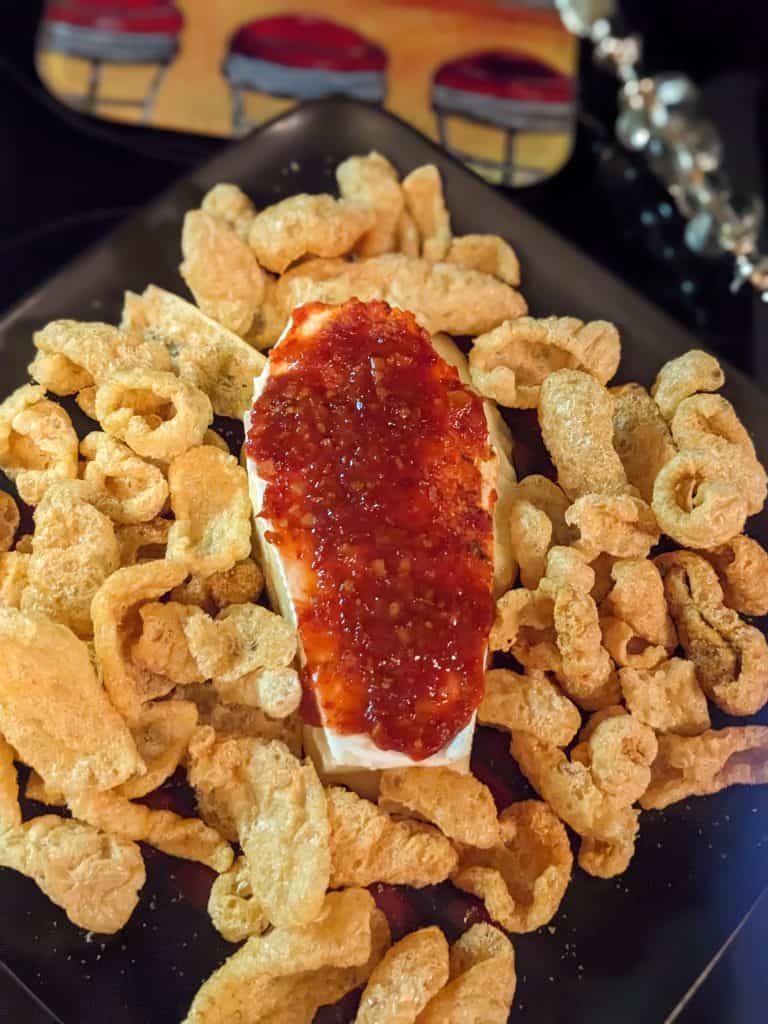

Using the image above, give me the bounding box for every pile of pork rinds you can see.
[0,150,766,1023]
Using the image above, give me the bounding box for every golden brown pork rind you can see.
[80,431,169,525]
[170,558,264,615]
[599,558,677,669]
[453,800,572,933]
[336,151,404,256]
[611,383,677,503]
[0,608,142,792]
[180,210,266,336]
[656,550,768,715]
[479,668,581,747]
[95,368,212,462]
[248,193,375,273]
[651,349,724,421]
[490,587,559,672]
[401,164,451,261]
[0,384,78,504]
[507,476,574,588]
[445,234,520,286]
[640,726,768,810]
[396,209,420,258]
[208,854,268,943]
[91,559,189,721]
[166,446,251,576]
[699,536,768,616]
[0,815,145,933]
[0,734,20,828]
[571,713,658,805]
[131,601,203,686]
[554,585,620,710]
[378,767,499,849]
[0,552,29,609]
[200,182,255,239]
[186,729,330,927]
[469,316,620,410]
[214,668,302,720]
[578,835,636,879]
[415,924,516,1024]
[118,699,199,799]
[539,369,628,500]
[116,517,171,566]
[566,494,660,560]
[619,658,710,736]
[325,785,457,889]
[355,927,449,1024]
[0,492,18,553]
[179,683,302,756]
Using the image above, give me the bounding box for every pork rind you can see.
[0,384,78,504]
[508,475,573,588]
[652,448,748,549]
[566,494,660,560]
[170,558,264,615]
[0,815,145,933]
[453,800,572,933]
[183,888,375,1024]
[479,668,581,747]
[445,234,520,286]
[0,733,20,828]
[699,536,768,616]
[326,786,457,889]
[640,726,768,810]
[578,835,636,879]
[379,767,499,849]
[91,559,189,720]
[184,602,295,684]
[208,854,268,943]
[181,683,302,757]
[509,731,639,845]
[119,699,199,799]
[554,585,620,710]
[651,349,725,421]
[336,151,404,257]
[248,193,375,274]
[80,431,169,525]
[355,926,449,1024]
[416,924,516,1024]
[116,517,171,566]
[539,369,628,500]
[0,492,18,553]
[29,319,171,396]
[599,558,676,669]
[68,789,233,872]
[656,551,768,715]
[571,712,658,805]
[180,209,266,336]
[166,446,251,576]
[200,182,256,240]
[401,165,451,261]
[0,552,29,609]
[611,383,677,502]
[186,729,330,927]
[131,601,203,686]
[469,316,620,410]
[129,286,267,414]
[490,586,559,672]
[619,658,710,736]
[203,428,230,452]
[0,608,141,793]
[396,209,420,258]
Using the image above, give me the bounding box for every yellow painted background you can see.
[37,1,577,184]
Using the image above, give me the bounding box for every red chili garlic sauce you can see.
[246,299,495,760]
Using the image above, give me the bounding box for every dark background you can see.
[0,2,767,1021]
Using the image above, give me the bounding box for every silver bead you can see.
[593,33,642,80]
[616,108,651,150]
[555,0,616,37]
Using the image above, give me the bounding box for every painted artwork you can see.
[37,1,578,186]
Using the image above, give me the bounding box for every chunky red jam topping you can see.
[246,300,494,760]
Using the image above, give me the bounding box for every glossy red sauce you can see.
[246,300,494,760]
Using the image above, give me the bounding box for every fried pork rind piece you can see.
[167,446,251,577]
[0,734,20,828]
[566,493,660,560]
[201,182,256,240]
[116,517,171,566]
[454,798,572,934]
[656,551,768,715]
[640,726,768,810]
[128,286,267,415]
[0,384,78,504]
[401,165,451,261]
[183,888,375,1024]
[469,316,620,410]
[599,558,677,669]
[651,349,725,421]
[652,448,748,549]
[248,193,376,274]
[554,585,620,710]
[91,559,189,720]
[510,731,639,846]
[396,209,420,258]
[0,609,141,793]
[208,854,268,942]
[68,789,233,872]
[699,536,768,616]
[539,369,628,500]
[490,586,559,672]
[619,658,710,736]
[80,431,169,525]
[479,668,581,747]
[180,682,302,757]
[611,383,677,503]
[336,151,404,257]
[170,558,264,615]
[203,428,230,452]
[326,786,457,888]
[29,319,172,397]
[24,771,64,807]
[119,699,199,799]
[180,210,266,336]
[507,475,573,588]
[571,712,658,805]
[379,768,499,849]
[187,729,330,927]
[578,835,636,879]
[131,601,203,686]
[0,492,18,553]
[416,924,516,1024]
[0,551,29,609]
[445,234,520,286]
[0,815,145,933]
[355,927,449,1024]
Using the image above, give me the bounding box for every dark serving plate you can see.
[0,98,766,1024]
